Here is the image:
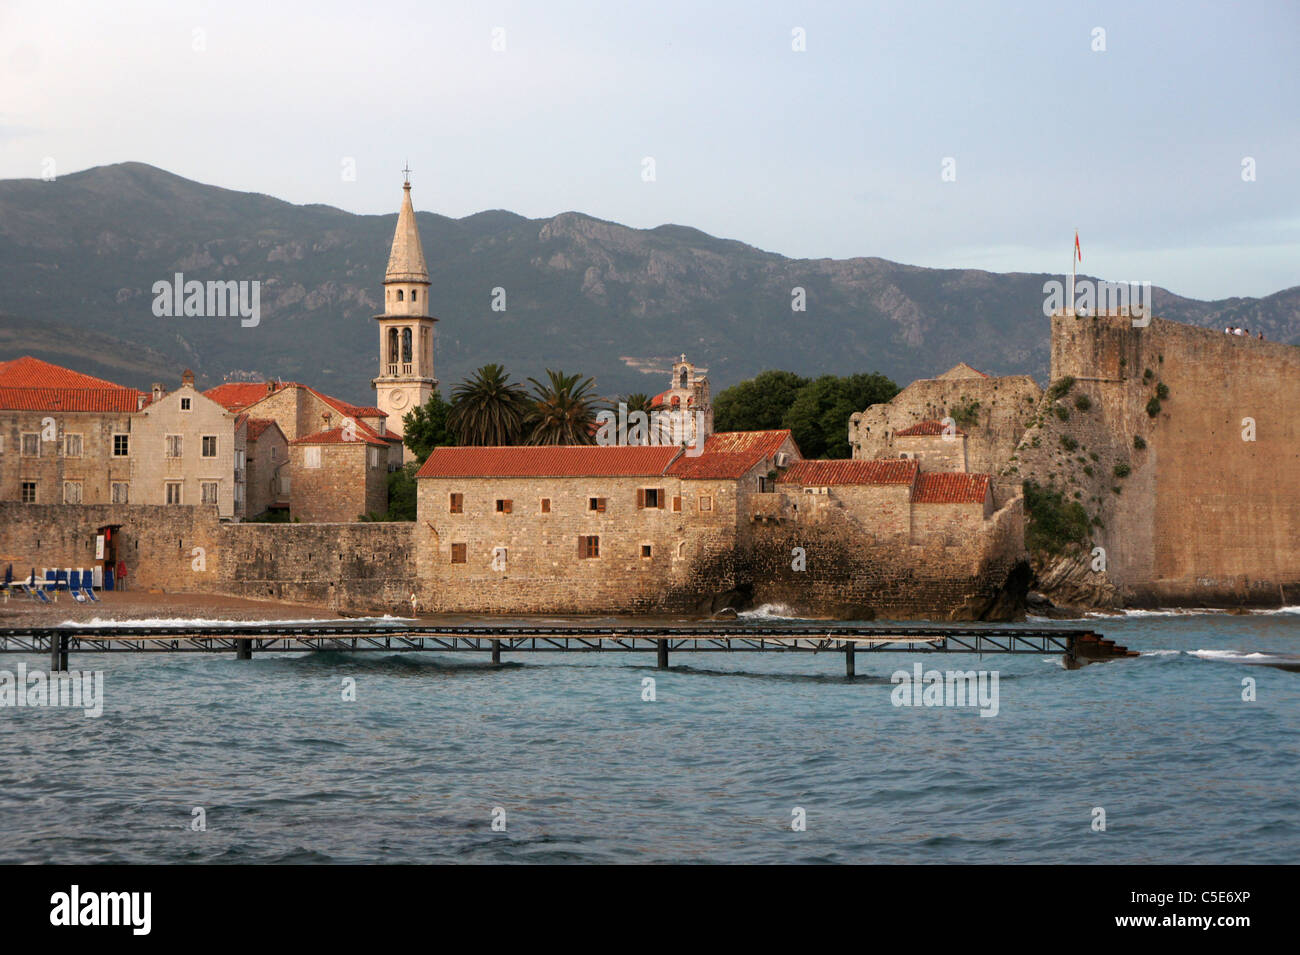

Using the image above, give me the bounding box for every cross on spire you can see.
[402,161,412,186]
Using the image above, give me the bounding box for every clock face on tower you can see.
[389,390,409,410]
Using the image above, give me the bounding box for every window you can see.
[757,475,772,493]
[672,496,682,512]
[62,481,82,504]
[589,497,606,513]
[111,482,130,504]
[638,488,663,509]
[578,535,600,559]
[450,543,467,563]
[411,289,417,302]
[0,435,4,454]
[495,499,512,514]
[21,433,40,457]
[165,434,183,458]
[180,397,191,411]
[165,482,183,505]
[396,289,404,302]
[235,449,246,470]
[540,498,551,513]
[641,544,652,558]
[64,434,83,458]
[699,495,713,512]
[201,482,218,504]
[202,435,218,458]
[113,434,130,457]
[21,482,36,504]
[368,447,378,469]
[304,446,322,469]
[449,493,463,514]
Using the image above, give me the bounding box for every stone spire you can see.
[385,180,429,284]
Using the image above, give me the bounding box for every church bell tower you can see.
[373,169,438,460]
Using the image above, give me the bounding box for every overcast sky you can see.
[2,0,1297,300]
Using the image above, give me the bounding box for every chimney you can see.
[266,380,276,394]
[182,369,195,388]
[151,382,166,403]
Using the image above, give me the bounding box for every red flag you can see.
[1075,231,1082,262]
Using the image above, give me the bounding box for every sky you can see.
[1,0,1297,300]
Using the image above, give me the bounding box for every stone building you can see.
[894,420,969,472]
[204,379,394,520]
[849,362,1041,475]
[243,417,288,518]
[131,370,247,518]
[289,424,390,523]
[0,356,138,507]
[414,430,798,614]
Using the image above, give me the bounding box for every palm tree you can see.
[525,370,601,445]
[448,364,530,446]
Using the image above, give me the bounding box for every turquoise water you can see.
[1,612,1297,864]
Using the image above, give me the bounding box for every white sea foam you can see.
[58,615,411,628]
[736,603,803,621]
[1140,649,1182,657]
[1188,648,1288,662]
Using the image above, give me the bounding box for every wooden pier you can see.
[0,621,1139,676]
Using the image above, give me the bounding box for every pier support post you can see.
[50,632,68,672]
[236,639,253,661]
[657,639,669,670]
[491,641,501,665]
[845,641,855,679]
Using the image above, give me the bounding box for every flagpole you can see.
[1069,229,1077,317]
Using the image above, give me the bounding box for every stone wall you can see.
[0,503,416,614]
[746,491,1027,620]
[851,373,1041,475]
[1019,313,1300,607]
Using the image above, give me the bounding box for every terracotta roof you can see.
[205,380,387,441]
[649,390,670,408]
[0,356,142,412]
[291,426,388,448]
[896,420,965,437]
[912,472,991,505]
[245,417,281,441]
[0,356,133,391]
[204,381,286,411]
[0,386,140,413]
[667,430,794,479]
[417,444,681,479]
[780,459,919,486]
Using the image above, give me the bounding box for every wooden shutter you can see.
[656,488,665,509]
[637,488,645,509]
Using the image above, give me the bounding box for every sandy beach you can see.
[0,589,351,626]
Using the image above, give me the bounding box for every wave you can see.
[736,603,805,621]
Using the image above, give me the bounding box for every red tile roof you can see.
[666,430,794,479]
[780,458,919,486]
[0,356,142,412]
[245,417,281,441]
[912,472,991,505]
[204,381,284,410]
[417,444,681,478]
[291,426,388,448]
[896,420,965,437]
[205,380,387,442]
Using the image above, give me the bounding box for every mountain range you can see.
[1,162,1296,406]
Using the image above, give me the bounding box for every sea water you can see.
[1,610,1296,864]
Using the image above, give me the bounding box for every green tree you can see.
[780,372,899,458]
[713,370,810,432]
[384,462,419,521]
[448,363,530,446]
[401,392,455,464]
[525,369,601,445]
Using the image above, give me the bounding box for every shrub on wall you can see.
[1024,480,1091,557]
